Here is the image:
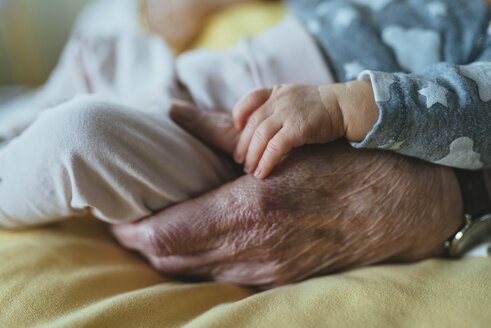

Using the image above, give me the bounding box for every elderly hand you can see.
[112,105,463,288]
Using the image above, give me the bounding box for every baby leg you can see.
[0,95,237,229]
[34,31,180,116]
[0,25,180,143]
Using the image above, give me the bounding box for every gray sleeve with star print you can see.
[353,61,491,170]
[289,0,491,170]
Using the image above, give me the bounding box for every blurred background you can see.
[0,0,91,86]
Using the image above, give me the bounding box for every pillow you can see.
[192,0,286,50]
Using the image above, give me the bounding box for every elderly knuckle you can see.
[145,224,174,256]
[229,182,271,222]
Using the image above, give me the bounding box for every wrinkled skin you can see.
[112,109,464,288]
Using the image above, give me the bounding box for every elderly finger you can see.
[170,100,240,154]
[146,249,230,277]
[111,221,154,253]
[147,254,281,286]
[233,88,273,130]
[111,192,227,257]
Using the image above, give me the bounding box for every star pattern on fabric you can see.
[459,63,491,102]
[315,2,332,16]
[350,0,394,11]
[344,61,365,80]
[382,26,442,72]
[426,2,447,18]
[418,83,449,108]
[435,137,484,170]
[334,7,357,28]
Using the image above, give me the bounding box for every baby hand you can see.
[233,84,345,179]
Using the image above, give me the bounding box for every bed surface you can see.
[1,217,490,327]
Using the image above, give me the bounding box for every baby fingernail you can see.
[254,169,262,179]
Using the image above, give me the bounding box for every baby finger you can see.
[254,128,297,179]
[234,109,269,165]
[244,118,283,175]
[233,88,273,130]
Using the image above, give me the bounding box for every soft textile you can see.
[290,0,491,170]
[1,217,490,327]
[0,1,490,327]
[0,95,238,227]
[0,12,331,228]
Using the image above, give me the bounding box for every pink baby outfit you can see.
[0,0,333,228]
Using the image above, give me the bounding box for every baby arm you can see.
[233,81,379,179]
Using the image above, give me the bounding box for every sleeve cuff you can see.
[350,70,408,150]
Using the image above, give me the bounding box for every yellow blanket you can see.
[2,218,490,327]
[1,2,490,327]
